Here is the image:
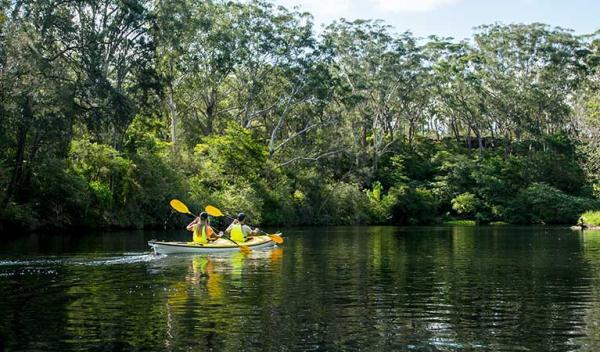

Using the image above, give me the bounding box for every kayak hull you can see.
[148,236,276,254]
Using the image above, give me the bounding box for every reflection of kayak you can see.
[148,236,276,254]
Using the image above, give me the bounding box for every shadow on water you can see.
[0,226,600,351]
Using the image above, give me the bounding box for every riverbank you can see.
[571,225,600,231]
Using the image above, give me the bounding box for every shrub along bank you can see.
[2,125,598,231]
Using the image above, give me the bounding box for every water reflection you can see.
[0,227,600,351]
[158,249,287,351]
[578,230,600,351]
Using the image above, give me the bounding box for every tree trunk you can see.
[451,118,461,143]
[205,89,216,135]
[503,132,511,160]
[2,97,32,208]
[466,126,472,152]
[372,117,379,180]
[167,90,177,148]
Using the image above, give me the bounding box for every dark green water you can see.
[1,226,600,351]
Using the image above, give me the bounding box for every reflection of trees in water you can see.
[162,249,285,351]
[164,255,230,350]
[579,231,600,351]
[273,227,594,350]
[362,227,593,351]
[3,229,598,351]
[60,265,169,351]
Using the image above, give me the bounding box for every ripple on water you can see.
[1,227,600,351]
[0,252,165,267]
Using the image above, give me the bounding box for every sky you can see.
[271,0,600,39]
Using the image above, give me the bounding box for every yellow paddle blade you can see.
[205,205,224,217]
[239,245,251,254]
[268,234,284,244]
[170,199,191,215]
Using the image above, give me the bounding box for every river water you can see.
[1,226,600,351]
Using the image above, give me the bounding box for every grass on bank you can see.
[489,221,509,226]
[443,220,477,226]
[579,211,600,226]
[443,220,510,226]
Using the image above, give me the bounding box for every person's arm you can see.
[186,217,200,231]
[242,225,258,238]
[207,226,217,239]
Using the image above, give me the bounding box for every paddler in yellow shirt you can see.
[186,212,220,244]
[225,213,260,243]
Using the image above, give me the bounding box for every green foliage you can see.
[383,184,438,225]
[214,182,264,224]
[452,193,479,216]
[89,181,112,210]
[579,211,600,227]
[2,202,37,230]
[1,1,599,230]
[257,175,297,226]
[1,158,91,229]
[321,182,373,225]
[489,221,509,226]
[444,220,477,226]
[30,159,91,227]
[508,183,598,224]
[70,138,134,189]
[62,133,186,228]
[366,181,383,202]
[196,124,268,183]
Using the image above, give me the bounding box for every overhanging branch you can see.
[278,149,344,167]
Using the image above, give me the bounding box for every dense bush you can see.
[507,183,599,224]
[451,192,480,218]
[579,211,600,227]
[382,184,438,225]
[4,127,598,231]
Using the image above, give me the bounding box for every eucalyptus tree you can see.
[1,0,155,211]
[155,0,334,168]
[387,33,432,145]
[573,33,600,193]
[321,19,388,177]
[575,83,600,194]
[322,20,433,179]
[222,1,335,166]
[473,24,588,149]
[153,0,196,146]
[427,39,490,151]
[0,1,77,207]
[63,0,155,147]
[155,0,240,146]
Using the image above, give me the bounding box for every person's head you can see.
[237,213,246,224]
[200,212,208,222]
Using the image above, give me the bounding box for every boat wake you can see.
[0,252,165,267]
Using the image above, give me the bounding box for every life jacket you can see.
[193,225,208,244]
[230,224,246,243]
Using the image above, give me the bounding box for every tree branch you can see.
[278,149,344,167]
